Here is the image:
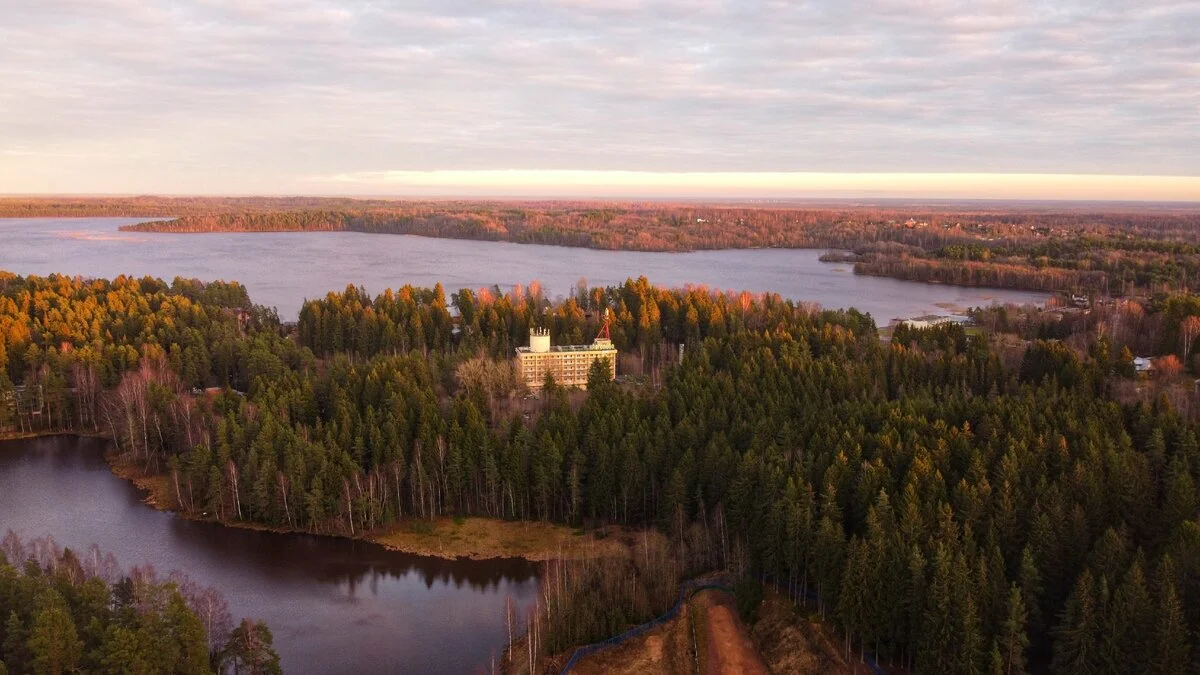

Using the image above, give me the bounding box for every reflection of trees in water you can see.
[167,515,538,594]
[334,555,539,596]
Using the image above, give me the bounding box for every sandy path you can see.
[702,592,769,675]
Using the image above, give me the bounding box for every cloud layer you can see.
[1,0,1198,195]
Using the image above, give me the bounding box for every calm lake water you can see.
[0,217,1049,321]
[0,436,539,675]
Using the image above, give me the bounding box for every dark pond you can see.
[0,436,540,674]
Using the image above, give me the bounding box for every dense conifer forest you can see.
[3,268,1200,673]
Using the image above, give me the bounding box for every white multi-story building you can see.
[515,327,617,389]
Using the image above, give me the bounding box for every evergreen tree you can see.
[221,619,281,675]
[1102,558,1152,673]
[2,610,29,672]
[1052,571,1101,674]
[999,584,1029,675]
[27,592,82,675]
[1150,557,1190,675]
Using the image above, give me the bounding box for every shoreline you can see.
[119,455,631,561]
[0,431,626,563]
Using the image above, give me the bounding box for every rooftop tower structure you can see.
[529,327,551,353]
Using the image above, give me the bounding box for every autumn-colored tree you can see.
[1155,355,1183,379]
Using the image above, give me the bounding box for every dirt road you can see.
[697,590,769,675]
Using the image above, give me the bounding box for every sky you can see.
[1,0,1199,200]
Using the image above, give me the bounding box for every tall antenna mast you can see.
[596,307,612,342]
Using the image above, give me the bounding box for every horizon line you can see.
[311,170,1200,202]
[3,193,1200,207]
[1,170,1199,203]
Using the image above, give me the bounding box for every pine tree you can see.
[27,593,82,675]
[917,546,958,674]
[1052,571,1101,674]
[902,545,927,670]
[836,537,869,662]
[999,584,1029,675]
[164,592,212,674]
[1149,557,1189,675]
[989,640,1005,675]
[98,624,153,673]
[1102,558,1152,673]
[812,488,845,618]
[1018,547,1044,638]
[221,619,281,675]
[959,588,984,675]
[3,610,29,673]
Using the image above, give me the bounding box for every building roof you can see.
[516,342,617,354]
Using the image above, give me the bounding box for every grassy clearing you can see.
[372,517,632,561]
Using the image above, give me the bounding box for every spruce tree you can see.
[999,584,1029,675]
[27,593,82,675]
[1052,571,1100,675]
[1150,557,1190,675]
[1103,558,1152,673]
[917,546,958,674]
[2,611,29,673]
[1018,546,1045,639]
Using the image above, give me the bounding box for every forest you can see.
[0,532,279,674]
[3,269,1200,673]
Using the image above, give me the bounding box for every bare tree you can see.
[1181,315,1200,364]
[227,460,242,520]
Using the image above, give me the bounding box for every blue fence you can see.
[558,578,727,673]
[760,574,886,675]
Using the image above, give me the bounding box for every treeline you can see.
[0,271,288,437]
[117,201,1200,295]
[0,532,278,674]
[972,290,1200,378]
[853,256,1111,293]
[119,204,1200,254]
[6,272,1200,672]
[299,277,864,360]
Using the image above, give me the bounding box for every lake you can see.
[0,218,1049,321]
[0,436,539,674]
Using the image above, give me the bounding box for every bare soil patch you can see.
[749,589,884,675]
[698,590,769,675]
[564,598,695,675]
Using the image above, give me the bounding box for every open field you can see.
[373,518,632,561]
